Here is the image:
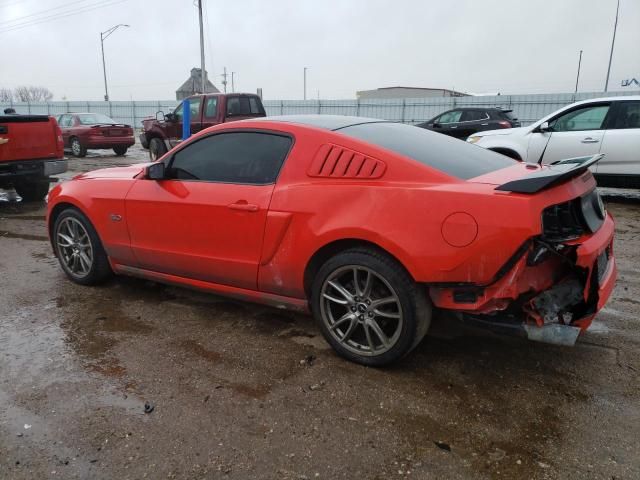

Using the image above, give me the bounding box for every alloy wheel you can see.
[320,265,403,356]
[56,217,93,278]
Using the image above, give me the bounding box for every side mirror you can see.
[155,110,165,121]
[536,121,553,133]
[146,162,166,180]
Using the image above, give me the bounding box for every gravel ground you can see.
[1,146,639,479]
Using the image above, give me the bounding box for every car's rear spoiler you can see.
[495,154,604,194]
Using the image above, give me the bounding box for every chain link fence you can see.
[2,91,638,128]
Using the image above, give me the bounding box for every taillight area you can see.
[541,189,605,242]
[542,200,584,241]
[497,121,511,128]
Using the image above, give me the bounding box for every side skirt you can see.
[112,263,310,313]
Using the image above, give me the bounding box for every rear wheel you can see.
[311,248,431,366]
[14,179,50,202]
[70,137,87,157]
[53,208,112,285]
[149,138,167,161]
[113,146,128,156]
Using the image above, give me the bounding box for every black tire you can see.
[13,179,50,202]
[53,208,112,285]
[113,146,128,156]
[311,248,431,367]
[149,138,167,161]
[70,137,87,157]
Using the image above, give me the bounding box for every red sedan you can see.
[57,113,134,157]
[46,116,616,366]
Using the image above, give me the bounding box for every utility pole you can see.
[575,50,583,93]
[605,0,620,92]
[222,67,228,93]
[303,67,308,100]
[100,24,129,101]
[197,0,206,94]
[231,72,236,93]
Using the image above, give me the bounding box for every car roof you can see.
[250,115,389,131]
[571,95,640,104]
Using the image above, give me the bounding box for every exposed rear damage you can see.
[430,159,617,346]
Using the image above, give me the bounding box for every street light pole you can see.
[604,0,620,92]
[100,24,129,101]
[197,0,206,94]
[303,67,308,100]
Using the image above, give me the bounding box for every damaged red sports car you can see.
[46,115,617,366]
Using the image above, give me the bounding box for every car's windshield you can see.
[336,122,516,180]
[77,113,116,125]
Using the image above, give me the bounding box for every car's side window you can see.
[189,98,201,120]
[58,115,68,127]
[550,105,610,132]
[173,103,183,122]
[204,97,218,118]
[610,101,640,129]
[438,110,463,124]
[168,132,292,184]
[461,110,488,122]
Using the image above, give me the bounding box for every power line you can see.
[0,0,96,26]
[0,0,126,34]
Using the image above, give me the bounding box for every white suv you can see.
[467,96,640,188]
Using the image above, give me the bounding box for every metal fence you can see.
[2,91,638,128]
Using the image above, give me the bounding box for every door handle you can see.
[228,201,259,212]
[481,123,489,126]
[581,137,599,143]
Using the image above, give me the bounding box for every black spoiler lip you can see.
[495,154,604,194]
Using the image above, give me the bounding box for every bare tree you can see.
[13,86,54,102]
[0,88,13,102]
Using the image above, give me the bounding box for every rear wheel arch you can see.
[303,238,414,300]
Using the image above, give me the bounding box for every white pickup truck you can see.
[467,96,640,189]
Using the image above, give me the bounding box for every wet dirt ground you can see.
[1,146,639,479]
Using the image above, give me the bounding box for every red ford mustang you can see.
[46,115,617,366]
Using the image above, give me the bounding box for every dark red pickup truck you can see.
[140,93,266,160]
[0,114,67,201]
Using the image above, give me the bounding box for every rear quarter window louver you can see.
[307,144,386,179]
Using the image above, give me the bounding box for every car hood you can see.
[73,163,151,180]
[472,126,529,138]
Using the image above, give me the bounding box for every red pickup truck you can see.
[140,93,266,160]
[0,114,67,201]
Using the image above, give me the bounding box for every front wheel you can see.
[70,137,87,157]
[53,208,112,285]
[113,146,128,156]
[149,138,167,161]
[311,248,431,366]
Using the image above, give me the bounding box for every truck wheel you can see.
[70,137,87,157]
[14,179,50,202]
[113,146,128,156]
[149,138,167,161]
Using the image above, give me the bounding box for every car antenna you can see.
[537,135,552,165]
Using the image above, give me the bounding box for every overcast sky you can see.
[1,0,639,101]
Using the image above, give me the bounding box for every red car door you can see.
[124,130,293,291]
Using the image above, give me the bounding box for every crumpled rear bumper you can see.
[429,214,617,346]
